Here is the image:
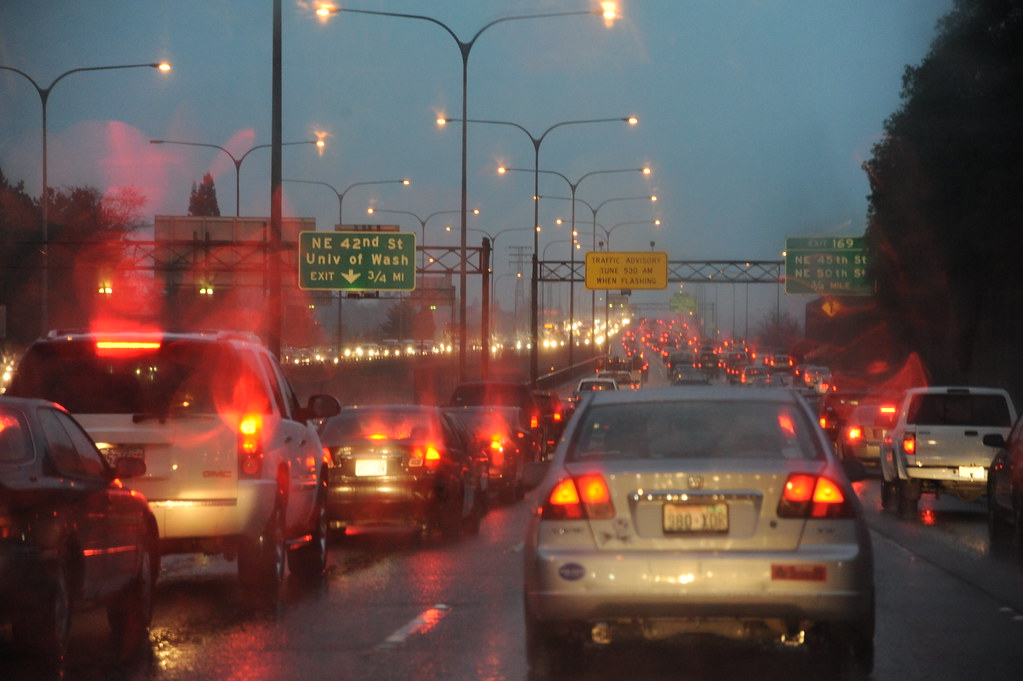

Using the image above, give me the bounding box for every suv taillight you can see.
[777,473,854,519]
[540,474,615,520]
[238,414,264,477]
[902,433,916,455]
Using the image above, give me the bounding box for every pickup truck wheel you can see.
[880,479,895,511]
[896,480,919,518]
[238,504,286,592]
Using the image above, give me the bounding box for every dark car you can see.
[317,405,483,542]
[986,411,1023,553]
[445,405,529,503]
[449,381,545,461]
[818,390,872,444]
[532,390,567,454]
[837,402,898,466]
[0,396,159,663]
[671,363,711,386]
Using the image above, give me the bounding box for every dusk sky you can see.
[1,0,952,333]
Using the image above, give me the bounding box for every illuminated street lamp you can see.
[367,207,478,267]
[316,2,616,380]
[284,177,409,224]
[442,116,638,381]
[600,219,662,250]
[542,194,658,352]
[499,165,650,366]
[0,60,171,335]
[150,138,324,216]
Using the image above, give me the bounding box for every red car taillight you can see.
[238,414,264,477]
[410,444,442,469]
[902,433,916,455]
[777,473,854,519]
[540,474,615,520]
[845,425,863,441]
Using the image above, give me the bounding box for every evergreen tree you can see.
[863,0,1023,385]
[188,173,221,217]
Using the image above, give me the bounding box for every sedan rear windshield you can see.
[906,393,1012,427]
[568,400,823,461]
[320,410,440,444]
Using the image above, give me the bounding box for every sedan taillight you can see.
[777,473,854,519]
[541,474,615,520]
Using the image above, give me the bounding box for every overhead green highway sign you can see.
[298,231,416,291]
[784,236,872,295]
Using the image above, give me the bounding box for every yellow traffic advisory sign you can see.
[585,251,668,290]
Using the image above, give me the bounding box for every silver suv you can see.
[880,386,1015,516]
[6,330,341,591]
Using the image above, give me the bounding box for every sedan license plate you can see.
[958,466,986,481]
[355,459,387,477]
[663,502,729,534]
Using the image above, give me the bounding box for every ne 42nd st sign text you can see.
[298,231,416,291]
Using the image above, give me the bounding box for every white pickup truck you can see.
[879,386,1015,516]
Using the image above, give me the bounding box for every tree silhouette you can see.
[863,0,1023,387]
[188,173,221,217]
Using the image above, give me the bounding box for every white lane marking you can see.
[374,604,451,651]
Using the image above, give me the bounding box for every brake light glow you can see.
[410,444,442,468]
[541,474,614,520]
[238,414,264,477]
[846,426,863,441]
[777,473,852,518]
[902,433,916,455]
[95,340,161,357]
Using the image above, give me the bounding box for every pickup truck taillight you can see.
[238,414,264,477]
[902,433,916,456]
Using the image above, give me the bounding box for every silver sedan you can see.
[523,386,874,677]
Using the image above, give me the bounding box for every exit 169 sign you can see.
[298,231,416,291]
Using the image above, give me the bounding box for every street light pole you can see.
[600,219,662,250]
[150,139,323,216]
[442,116,638,382]
[542,194,658,353]
[284,177,409,225]
[1,61,171,335]
[499,165,650,367]
[316,4,615,381]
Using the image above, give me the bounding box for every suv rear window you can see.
[7,339,270,416]
[906,393,1012,427]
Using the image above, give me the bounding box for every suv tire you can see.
[238,504,286,591]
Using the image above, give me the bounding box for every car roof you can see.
[35,329,266,349]
[581,385,803,407]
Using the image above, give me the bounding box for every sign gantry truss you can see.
[539,260,784,284]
